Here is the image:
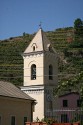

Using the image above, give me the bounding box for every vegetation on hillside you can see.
[54,18,83,101]
[0,34,33,85]
[0,18,83,88]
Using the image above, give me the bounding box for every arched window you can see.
[33,46,35,51]
[49,65,53,80]
[31,64,36,80]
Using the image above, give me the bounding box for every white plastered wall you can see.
[24,53,44,86]
[24,89,44,121]
[44,52,58,86]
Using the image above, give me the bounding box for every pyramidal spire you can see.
[24,28,55,54]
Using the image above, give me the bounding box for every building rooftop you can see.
[59,92,79,97]
[0,81,35,101]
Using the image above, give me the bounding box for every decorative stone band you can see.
[20,85,53,94]
[20,85,44,94]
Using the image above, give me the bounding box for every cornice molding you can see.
[22,51,44,57]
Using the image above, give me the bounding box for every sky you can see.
[0,0,83,40]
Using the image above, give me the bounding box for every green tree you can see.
[74,18,83,29]
[74,18,83,42]
[54,71,83,106]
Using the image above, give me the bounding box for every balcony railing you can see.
[46,108,83,123]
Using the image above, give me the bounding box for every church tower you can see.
[21,28,58,121]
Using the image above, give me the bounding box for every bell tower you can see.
[21,28,58,121]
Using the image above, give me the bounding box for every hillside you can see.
[0,34,33,85]
[0,27,83,86]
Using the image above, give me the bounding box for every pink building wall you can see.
[59,92,80,109]
[55,92,81,122]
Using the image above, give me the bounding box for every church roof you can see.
[0,81,35,101]
[24,28,55,54]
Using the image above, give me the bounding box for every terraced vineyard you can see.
[0,34,33,85]
[0,27,83,85]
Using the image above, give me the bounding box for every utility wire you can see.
[0,74,77,78]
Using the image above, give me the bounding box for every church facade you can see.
[21,28,58,121]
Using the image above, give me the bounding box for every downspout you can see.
[31,101,37,122]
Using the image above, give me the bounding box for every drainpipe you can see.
[31,101,37,121]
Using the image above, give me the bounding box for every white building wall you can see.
[21,87,44,121]
[44,52,58,86]
[44,51,59,114]
[24,53,44,86]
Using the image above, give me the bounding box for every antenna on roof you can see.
[39,22,42,29]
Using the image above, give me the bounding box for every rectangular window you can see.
[61,114,68,123]
[77,99,82,107]
[63,100,68,107]
[11,116,15,125]
[0,116,1,125]
[24,117,27,125]
[49,65,53,80]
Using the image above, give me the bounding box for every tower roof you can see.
[24,28,55,54]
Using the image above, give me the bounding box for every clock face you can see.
[46,94,51,101]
